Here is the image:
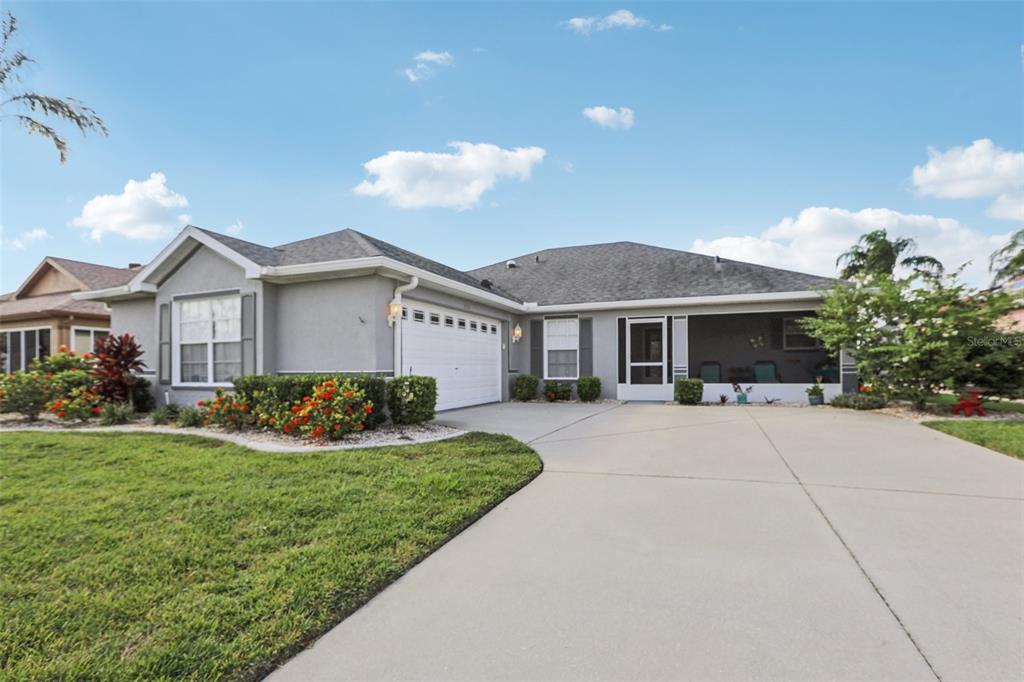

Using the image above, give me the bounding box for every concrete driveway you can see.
[269,403,1023,681]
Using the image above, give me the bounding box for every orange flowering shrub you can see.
[47,386,103,422]
[282,379,371,441]
[197,388,255,430]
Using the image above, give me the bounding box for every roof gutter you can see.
[73,283,157,301]
[523,290,827,314]
[390,276,419,377]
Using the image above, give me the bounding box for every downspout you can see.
[391,276,419,377]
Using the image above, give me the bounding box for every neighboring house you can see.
[1,257,138,372]
[79,226,855,409]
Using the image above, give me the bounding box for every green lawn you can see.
[924,394,1024,414]
[0,432,542,681]
[925,421,1024,460]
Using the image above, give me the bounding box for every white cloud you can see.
[225,220,244,236]
[3,227,50,250]
[404,50,454,82]
[912,139,1022,198]
[986,193,1024,221]
[414,50,453,65]
[691,206,1009,287]
[353,141,546,210]
[70,173,191,241]
[563,9,670,34]
[560,160,576,174]
[911,139,1024,221]
[583,105,635,129]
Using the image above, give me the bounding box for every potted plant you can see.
[806,381,825,406]
[731,383,753,404]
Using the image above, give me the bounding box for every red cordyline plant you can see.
[283,379,372,441]
[91,334,146,405]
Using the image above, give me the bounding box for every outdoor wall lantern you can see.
[512,323,523,343]
[387,302,403,327]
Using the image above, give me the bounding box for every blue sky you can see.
[2,1,1022,291]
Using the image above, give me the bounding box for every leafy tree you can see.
[955,333,1024,401]
[801,272,1017,408]
[990,229,1024,287]
[0,10,107,163]
[836,229,944,279]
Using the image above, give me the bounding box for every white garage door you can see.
[400,301,502,411]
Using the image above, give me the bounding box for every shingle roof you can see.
[197,227,519,300]
[195,228,836,307]
[0,291,110,320]
[48,257,137,290]
[193,228,284,267]
[468,241,837,305]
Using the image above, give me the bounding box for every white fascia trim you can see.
[74,227,262,301]
[524,290,826,313]
[262,256,523,312]
[139,226,263,283]
[73,282,157,301]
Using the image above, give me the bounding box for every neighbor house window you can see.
[1,327,51,373]
[71,326,108,354]
[178,295,241,384]
[783,317,821,350]
[544,317,579,379]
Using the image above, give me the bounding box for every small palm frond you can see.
[1,10,17,44]
[990,229,1024,286]
[901,255,945,276]
[1,10,108,164]
[5,93,108,136]
[17,115,67,163]
[0,49,31,87]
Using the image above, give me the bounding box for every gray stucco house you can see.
[79,226,857,409]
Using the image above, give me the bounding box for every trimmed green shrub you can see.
[674,378,704,405]
[98,402,135,426]
[513,373,539,401]
[830,393,887,410]
[176,406,203,428]
[387,376,437,425]
[150,404,180,425]
[543,380,572,402]
[234,373,387,430]
[0,372,51,420]
[576,376,602,402]
[131,377,155,413]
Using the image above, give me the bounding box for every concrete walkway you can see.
[268,404,1023,681]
